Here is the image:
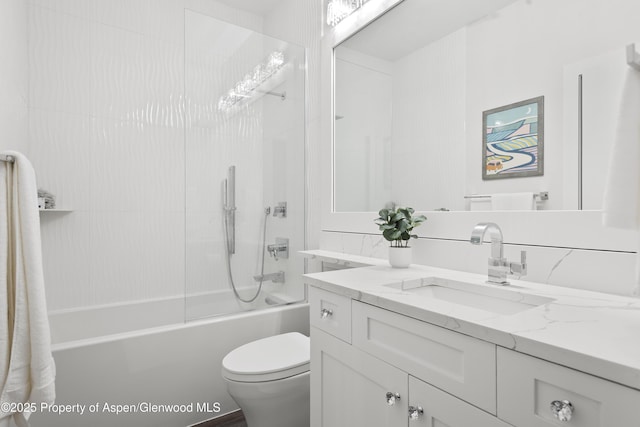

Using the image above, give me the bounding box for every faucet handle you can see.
[510,250,527,276]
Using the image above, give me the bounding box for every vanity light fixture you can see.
[218,51,285,111]
[326,0,370,27]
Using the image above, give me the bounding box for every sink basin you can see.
[385,277,554,316]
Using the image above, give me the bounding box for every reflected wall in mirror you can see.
[333,0,640,212]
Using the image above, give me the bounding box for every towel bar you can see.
[0,154,15,163]
[464,192,549,201]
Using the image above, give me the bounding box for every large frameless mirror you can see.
[333,0,640,212]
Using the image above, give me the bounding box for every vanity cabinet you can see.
[310,287,508,427]
[309,286,640,427]
[310,327,508,427]
[352,300,496,413]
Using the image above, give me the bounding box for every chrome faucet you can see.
[470,222,527,285]
[267,237,289,261]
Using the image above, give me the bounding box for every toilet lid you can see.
[222,332,310,382]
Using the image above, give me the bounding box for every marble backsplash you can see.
[318,230,637,297]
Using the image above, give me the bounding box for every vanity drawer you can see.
[497,347,640,427]
[309,286,352,343]
[352,301,497,414]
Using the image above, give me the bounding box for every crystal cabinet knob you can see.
[550,400,574,421]
[320,308,333,319]
[408,405,423,421]
[385,392,400,406]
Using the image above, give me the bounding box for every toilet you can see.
[221,332,310,427]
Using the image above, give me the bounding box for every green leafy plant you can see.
[374,206,427,248]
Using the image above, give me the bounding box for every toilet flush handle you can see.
[320,308,333,319]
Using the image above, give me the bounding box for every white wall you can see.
[333,28,468,213]
[260,60,308,302]
[244,0,323,304]
[334,47,393,211]
[0,0,28,154]
[391,28,466,211]
[319,0,640,297]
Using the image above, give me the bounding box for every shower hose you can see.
[223,206,270,303]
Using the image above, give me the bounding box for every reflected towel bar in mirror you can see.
[464,192,549,201]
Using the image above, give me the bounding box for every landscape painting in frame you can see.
[482,96,544,180]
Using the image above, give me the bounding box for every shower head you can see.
[226,166,236,210]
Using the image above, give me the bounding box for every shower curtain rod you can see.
[0,154,15,163]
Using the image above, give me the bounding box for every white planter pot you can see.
[388,246,412,268]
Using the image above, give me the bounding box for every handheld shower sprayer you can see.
[221,165,281,304]
[224,166,236,254]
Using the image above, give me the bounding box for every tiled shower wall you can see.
[0,0,322,313]
[26,1,258,312]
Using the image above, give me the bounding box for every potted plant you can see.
[375,206,427,268]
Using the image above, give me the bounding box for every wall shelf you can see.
[39,209,72,213]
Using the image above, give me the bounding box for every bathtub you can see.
[28,293,309,427]
[47,288,300,344]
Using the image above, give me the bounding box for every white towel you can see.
[491,192,536,210]
[0,152,56,426]
[602,68,640,295]
[468,198,492,211]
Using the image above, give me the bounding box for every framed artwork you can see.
[482,96,544,180]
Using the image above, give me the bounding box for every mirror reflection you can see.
[333,0,640,212]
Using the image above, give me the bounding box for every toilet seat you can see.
[222,332,310,383]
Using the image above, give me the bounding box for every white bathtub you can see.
[47,288,296,345]
[28,296,309,427]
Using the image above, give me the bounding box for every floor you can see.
[193,410,247,427]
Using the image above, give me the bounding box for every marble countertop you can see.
[302,250,640,391]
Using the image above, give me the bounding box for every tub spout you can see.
[253,271,285,283]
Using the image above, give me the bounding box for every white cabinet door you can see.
[311,327,408,427]
[409,376,511,427]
